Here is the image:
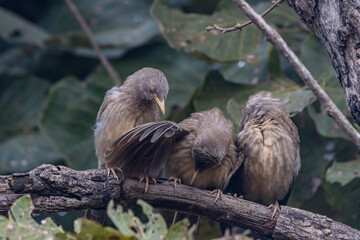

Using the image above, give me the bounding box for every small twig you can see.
[64,0,121,86]
[206,0,284,34]
[233,0,360,150]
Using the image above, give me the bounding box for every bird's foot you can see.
[212,189,223,204]
[168,177,181,189]
[226,193,243,198]
[139,173,157,193]
[268,200,280,219]
[106,167,123,180]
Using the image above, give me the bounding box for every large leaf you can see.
[39,77,105,170]
[151,0,300,62]
[0,47,40,77]
[300,35,334,80]
[307,104,348,139]
[0,77,50,141]
[0,133,60,174]
[323,179,360,230]
[326,159,360,186]
[0,7,49,46]
[306,75,353,140]
[151,0,257,62]
[275,88,315,117]
[220,39,269,85]
[226,98,243,126]
[0,195,64,239]
[40,0,160,57]
[289,115,333,205]
[193,71,312,123]
[0,77,60,174]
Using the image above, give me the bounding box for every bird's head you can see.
[192,128,230,172]
[125,67,169,115]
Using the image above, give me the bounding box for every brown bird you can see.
[86,67,168,222]
[227,91,300,219]
[105,107,238,196]
[105,107,240,232]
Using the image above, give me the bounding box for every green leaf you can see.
[307,104,348,139]
[194,71,311,123]
[72,218,132,240]
[0,77,50,142]
[0,195,64,239]
[323,179,360,229]
[108,200,168,239]
[137,200,168,240]
[220,39,269,84]
[226,98,243,126]
[164,219,195,240]
[326,160,360,186]
[288,115,332,205]
[0,77,60,174]
[108,199,195,239]
[300,35,334,80]
[107,201,137,237]
[0,133,60,174]
[0,7,50,46]
[151,0,300,62]
[0,47,38,77]
[40,0,159,56]
[151,0,258,62]
[275,88,315,117]
[39,77,105,170]
[10,195,37,227]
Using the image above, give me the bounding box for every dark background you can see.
[0,0,359,237]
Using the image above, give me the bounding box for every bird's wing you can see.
[104,121,186,178]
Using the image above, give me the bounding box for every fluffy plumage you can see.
[164,108,238,190]
[87,67,168,222]
[94,67,168,171]
[228,91,300,219]
[105,107,240,234]
[105,108,239,191]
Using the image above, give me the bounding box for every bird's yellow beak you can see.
[154,96,166,115]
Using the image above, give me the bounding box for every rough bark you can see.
[0,164,359,239]
[232,0,360,149]
[287,0,360,126]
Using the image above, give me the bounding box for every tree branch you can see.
[64,0,121,86]
[206,0,284,34]
[287,0,360,127]
[1,164,359,239]
[231,0,360,150]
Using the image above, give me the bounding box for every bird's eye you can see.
[150,87,156,93]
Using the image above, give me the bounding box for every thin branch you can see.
[1,164,360,239]
[230,0,360,150]
[64,0,121,86]
[206,0,284,34]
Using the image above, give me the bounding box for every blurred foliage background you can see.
[0,0,359,237]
